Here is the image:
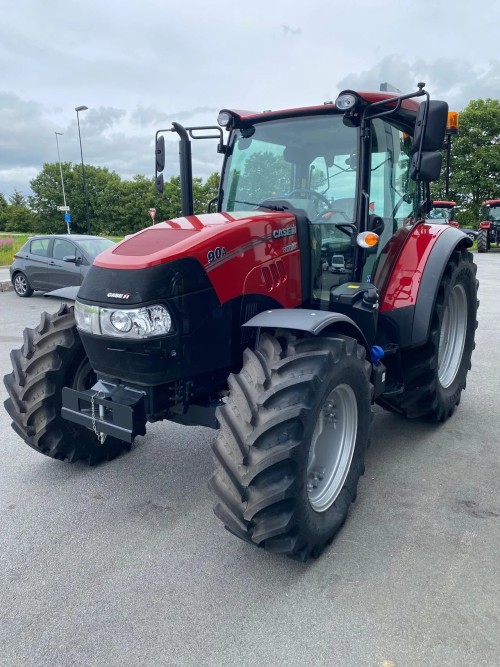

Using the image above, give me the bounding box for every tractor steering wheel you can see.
[287,188,331,211]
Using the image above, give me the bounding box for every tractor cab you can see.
[477,199,500,251]
[481,200,500,226]
[427,200,459,227]
[156,85,448,310]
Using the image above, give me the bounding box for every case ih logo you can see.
[273,225,296,239]
[107,292,131,299]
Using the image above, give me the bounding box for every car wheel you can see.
[13,272,34,297]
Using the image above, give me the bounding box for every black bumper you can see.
[61,381,147,443]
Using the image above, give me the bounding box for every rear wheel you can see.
[13,272,34,297]
[378,249,478,421]
[3,303,133,464]
[476,228,489,253]
[210,332,372,561]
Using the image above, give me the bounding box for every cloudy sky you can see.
[1,0,499,199]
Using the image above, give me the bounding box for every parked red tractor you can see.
[477,199,500,252]
[4,84,478,561]
[426,201,477,243]
[427,200,459,226]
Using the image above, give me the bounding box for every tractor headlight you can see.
[74,301,100,333]
[74,300,173,338]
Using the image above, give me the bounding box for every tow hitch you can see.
[61,380,147,443]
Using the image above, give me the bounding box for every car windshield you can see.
[78,238,115,259]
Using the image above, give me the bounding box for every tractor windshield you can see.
[427,207,453,223]
[221,115,357,222]
[485,205,500,223]
[220,114,358,298]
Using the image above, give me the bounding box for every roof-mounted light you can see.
[217,111,233,128]
[446,111,459,135]
[335,93,358,111]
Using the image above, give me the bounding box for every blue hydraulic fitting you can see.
[371,345,385,365]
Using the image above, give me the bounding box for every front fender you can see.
[43,286,79,301]
[243,308,368,348]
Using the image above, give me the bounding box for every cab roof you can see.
[224,91,421,125]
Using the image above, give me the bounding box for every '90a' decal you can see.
[207,246,227,263]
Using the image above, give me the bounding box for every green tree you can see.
[0,193,7,231]
[432,98,500,225]
[2,204,36,233]
[9,190,28,206]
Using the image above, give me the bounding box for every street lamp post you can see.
[54,132,71,234]
[75,105,91,234]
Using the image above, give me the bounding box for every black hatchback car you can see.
[10,235,116,297]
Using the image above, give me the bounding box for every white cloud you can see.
[0,0,499,197]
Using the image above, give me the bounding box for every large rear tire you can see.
[377,249,478,421]
[3,304,133,464]
[210,332,372,561]
[476,228,489,253]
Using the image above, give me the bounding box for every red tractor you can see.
[427,200,458,226]
[427,201,478,243]
[477,199,500,252]
[3,84,478,561]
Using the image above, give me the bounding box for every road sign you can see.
[148,208,156,222]
[57,205,70,212]
[64,213,71,223]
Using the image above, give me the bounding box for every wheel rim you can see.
[307,384,357,512]
[438,283,468,388]
[14,274,28,295]
[73,357,96,391]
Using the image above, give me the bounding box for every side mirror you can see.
[156,173,164,196]
[412,100,448,153]
[410,151,442,182]
[156,135,165,172]
[369,214,384,235]
[63,255,77,263]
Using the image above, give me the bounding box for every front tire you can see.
[476,228,489,253]
[3,304,133,464]
[210,333,372,561]
[377,249,478,421]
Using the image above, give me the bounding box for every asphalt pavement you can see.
[0,266,12,291]
[0,253,499,667]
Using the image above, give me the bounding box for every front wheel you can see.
[13,272,34,297]
[210,333,372,561]
[476,228,489,253]
[3,304,133,464]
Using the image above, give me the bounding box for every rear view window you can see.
[30,239,50,257]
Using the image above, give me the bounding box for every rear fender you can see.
[380,225,472,349]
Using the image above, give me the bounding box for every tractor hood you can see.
[78,210,303,307]
[93,211,296,271]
